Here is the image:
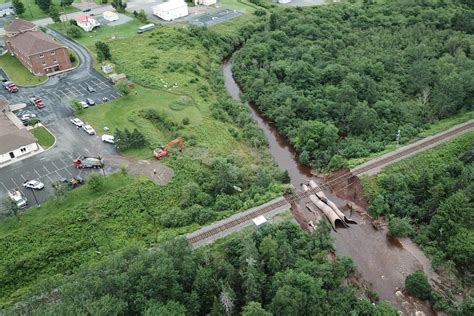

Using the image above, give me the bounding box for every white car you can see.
[70,117,84,127]
[80,101,89,109]
[101,134,115,144]
[82,124,96,135]
[23,180,45,190]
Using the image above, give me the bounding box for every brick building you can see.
[5,19,72,76]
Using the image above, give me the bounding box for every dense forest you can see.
[10,222,397,315]
[364,132,474,313]
[233,0,474,169]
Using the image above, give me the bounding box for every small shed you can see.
[252,215,267,228]
[103,11,119,22]
[153,0,189,22]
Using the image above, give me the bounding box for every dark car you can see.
[86,98,95,106]
[86,85,96,93]
[82,8,91,12]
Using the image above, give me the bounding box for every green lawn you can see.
[2,0,78,20]
[0,54,47,86]
[30,126,55,149]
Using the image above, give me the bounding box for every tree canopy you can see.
[233,1,474,170]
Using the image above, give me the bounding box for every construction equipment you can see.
[61,176,85,187]
[73,156,104,168]
[153,137,184,159]
[8,189,28,208]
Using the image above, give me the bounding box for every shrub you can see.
[182,117,190,125]
[388,216,414,238]
[88,173,104,192]
[405,271,431,300]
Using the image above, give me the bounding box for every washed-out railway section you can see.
[187,119,474,247]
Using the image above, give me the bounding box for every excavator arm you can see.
[153,137,184,159]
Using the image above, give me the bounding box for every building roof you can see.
[154,0,188,11]
[5,19,36,33]
[0,115,36,154]
[75,15,96,23]
[102,11,118,17]
[7,31,65,56]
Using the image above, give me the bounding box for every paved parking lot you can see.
[0,29,122,212]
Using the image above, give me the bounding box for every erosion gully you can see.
[223,60,437,315]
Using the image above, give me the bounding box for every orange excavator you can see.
[153,137,184,159]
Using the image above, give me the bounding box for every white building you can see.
[278,0,292,3]
[0,3,14,16]
[153,0,188,22]
[74,15,100,32]
[0,98,39,166]
[194,0,216,5]
[103,11,119,22]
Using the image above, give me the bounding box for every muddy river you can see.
[223,60,436,315]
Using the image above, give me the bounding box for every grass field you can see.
[0,54,47,86]
[30,126,55,149]
[1,0,77,20]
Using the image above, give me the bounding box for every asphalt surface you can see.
[0,28,121,211]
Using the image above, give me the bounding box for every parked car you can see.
[20,113,38,125]
[86,85,96,93]
[23,180,45,190]
[80,101,89,109]
[70,117,84,127]
[101,134,115,144]
[2,81,18,93]
[82,8,91,12]
[86,98,95,106]
[28,96,45,109]
[82,124,95,135]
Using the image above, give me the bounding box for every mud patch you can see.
[325,168,367,208]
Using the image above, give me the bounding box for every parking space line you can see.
[65,168,73,176]
[34,169,41,178]
[0,182,8,191]
[43,166,51,174]
[20,174,26,181]
[11,177,19,188]
[51,161,60,170]
[44,173,54,182]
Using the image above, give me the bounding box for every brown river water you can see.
[223,60,437,315]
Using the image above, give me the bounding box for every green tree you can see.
[116,80,130,95]
[405,271,431,300]
[52,181,68,200]
[388,216,414,238]
[95,41,112,62]
[37,0,51,12]
[67,26,82,38]
[60,0,74,5]
[12,0,25,16]
[49,5,61,23]
[1,197,20,221]
[88,173,104,192]
[111,0,127,13]
[70,98,83,114]
[242,302,272,316]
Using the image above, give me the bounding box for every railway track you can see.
[187,120,474,246]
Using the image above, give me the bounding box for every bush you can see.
[388,216,414,238]
[182,117,190,125]
[254,9,267,16]
[88,173,104,192]
[69,53,76,64]
[66,26,82,39]
[114,128,147,151]
[405,271,431,300]
[70,98,83,114]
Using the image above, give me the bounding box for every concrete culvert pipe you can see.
[309,180,357,224]
[302,184,346,231]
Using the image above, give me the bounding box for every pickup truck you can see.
[73,156,104,169]
[28,96,45,109]
[8,190,28,208]
[2,81,18,93]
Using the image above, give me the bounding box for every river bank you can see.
[223,58,437,315]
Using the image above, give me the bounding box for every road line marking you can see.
[11,177,19,188]
[65,168,73,176]
[34,169,41,178]
[51,161,60,170]
[0,182,8,191]
[45,174,54,182]
[43,166,51,173]
[20,174,26,181]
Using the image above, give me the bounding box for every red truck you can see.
[28,96,45,109]
[2,81,18,93]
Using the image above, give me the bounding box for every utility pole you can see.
[396,129,401,145]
